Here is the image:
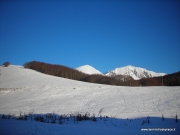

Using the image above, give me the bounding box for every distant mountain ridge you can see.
[76,65,166,80]
[105,65,166,80]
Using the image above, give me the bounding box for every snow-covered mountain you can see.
[76,65,166,80]
[76,65,102,75]
[105,65,166,80]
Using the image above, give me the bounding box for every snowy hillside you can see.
[76,65,102,75]
[0,65,179,135]
[106,65,166,80]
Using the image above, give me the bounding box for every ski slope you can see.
[0,65,180,135]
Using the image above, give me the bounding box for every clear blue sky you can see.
[0,0,180,74]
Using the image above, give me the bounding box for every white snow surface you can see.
[76,65,102,75]
[0,65,180,135]
[106,65,166,80]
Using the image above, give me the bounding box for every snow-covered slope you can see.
[0,65,178,117]
[76,65,102,75]
[0,65,179,135]
[106,65,166,80]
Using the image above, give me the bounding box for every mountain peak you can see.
[125,65,133,67]
[75,65,102,75]
[106,65,166,80]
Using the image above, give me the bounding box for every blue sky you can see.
[0,0,180,74]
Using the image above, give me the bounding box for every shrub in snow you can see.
[92,114,97,122]
[142,120,145,125]
[141,116,150,125]
[162,114,164,121]
[16,113,28,120]
[1,114,6,119]
[176,114,178,123]
[2,62,10,67]
[98,108,104,117]
[51,119,56,124]
[34,115,45,122]
[147,118,150,124]
[58,116,63,124]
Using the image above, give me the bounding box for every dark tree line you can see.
[24,61,180,86]
[80,74,125,85]
[155,71,180,86]
[138,71,180,86]
[24,61,125,86]
[24,61,86,80]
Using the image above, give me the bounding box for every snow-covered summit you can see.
[105,65,166,80]
[75,65,102,75]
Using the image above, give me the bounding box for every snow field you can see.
[0,65,180,135]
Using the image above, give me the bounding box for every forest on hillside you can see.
[24,61,124,86]
[24,61,180,86]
